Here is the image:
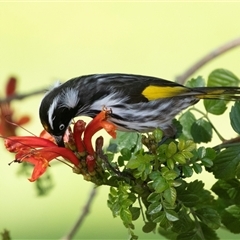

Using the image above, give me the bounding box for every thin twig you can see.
[0,89,46,104]
[176,37,240,84]
[61,186,97,240]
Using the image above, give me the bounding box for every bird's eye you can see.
[59,124,65,131]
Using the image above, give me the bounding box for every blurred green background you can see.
[1,2,240,240]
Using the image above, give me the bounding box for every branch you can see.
[213,136,240,151]
[61,187,97,240]
[176,37,240,84]
[0,89,46,104]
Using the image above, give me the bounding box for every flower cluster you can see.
[0,77,30,136]
[4,109,116,182]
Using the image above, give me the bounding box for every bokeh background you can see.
[1,2,240,240]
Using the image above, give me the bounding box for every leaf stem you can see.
[138,196,146,223]
[189,107,226,142]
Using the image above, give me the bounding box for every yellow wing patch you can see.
[142,85,189,101]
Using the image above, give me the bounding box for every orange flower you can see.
[83,109,117,156]
[5,134,79,182]
[4,110,117,181]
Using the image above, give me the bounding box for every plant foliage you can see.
[12,69,240,239]
[105,69,240,239]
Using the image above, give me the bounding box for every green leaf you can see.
[172,209,195,233]
[177,194,199,207]
[179,111,196,139]
[212,146,240,179]
[153,128,163,142]
[195,208,221,230]
[107,131,141,152]
[186,76,205,88]
[177,223,219,240]
[122,199,133,208]
[162,169,178,181]
[178,139,185,151]
[182,165,193,177]
[185,180,214,208]
[187,180,205,194]
[183,140,196,152]
[166,142,177,157]
[230,101,240,134]
[120,208,132,224]
[173,153,186,164]
[165,209,179,222]
[142,221,156,233]
[200,223,220,240]
[117,156,124,167]
[147,202,163,215]
[222,205,240,233]
[167,158,175,170]
[130,207,140,221]
[204,99,227,115]
[207,68,240,87]
[147,192,161,203]
[197,146,206,158]
[192,163,202,174]
[163,187,177,206]
[109,186,118,196]
[205,147,216,160]
[129,232,138,240]
[198,147,216,166]
[126,151,154,169]
[120,148,132,160]
[151,211,166,223]
[211,179,240,204]
[111,202,121,217]
[191,119,212,143]
[201,157,213,167]
[151,176,169,193]
[159,214,173,229]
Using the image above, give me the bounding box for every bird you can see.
[39,73,240,147]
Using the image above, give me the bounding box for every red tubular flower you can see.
[4,109,117,181]
[0,77,30,137]
[83,109,117,156]
[73,120,86,153]
[5,133,79,182]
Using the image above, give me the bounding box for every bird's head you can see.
[39,82,80,147]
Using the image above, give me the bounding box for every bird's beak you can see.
[53,135,65,147]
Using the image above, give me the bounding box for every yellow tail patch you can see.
[142,86,188,101]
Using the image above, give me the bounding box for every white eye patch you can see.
[47,88,79,131]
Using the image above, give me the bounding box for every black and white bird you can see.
[39,73,240,147]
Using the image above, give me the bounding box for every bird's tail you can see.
[194,87,240,101]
